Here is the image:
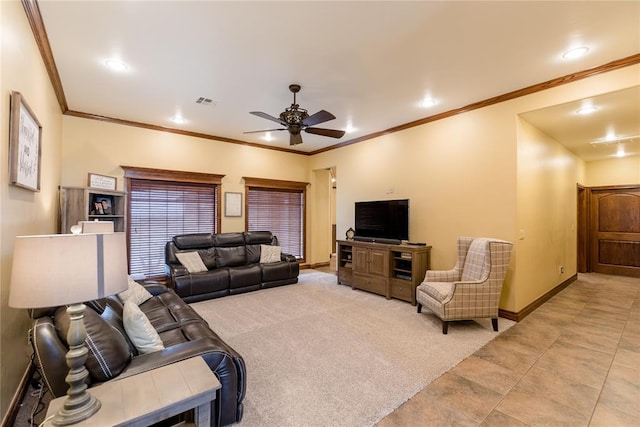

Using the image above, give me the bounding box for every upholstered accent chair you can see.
[416,237,513,334]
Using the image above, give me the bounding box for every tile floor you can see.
[374,272,640,426]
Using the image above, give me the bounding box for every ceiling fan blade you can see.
[250,111,288,126]
[243,128,286,134]
[290,133,303,145]
[302,110,336,127]
[304,127,346,139]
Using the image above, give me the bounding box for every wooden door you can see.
[589,186,640,278]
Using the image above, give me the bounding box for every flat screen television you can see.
[354,199,409,242]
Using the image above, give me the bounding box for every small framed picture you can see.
[90,195,114,216]
[88,173,117,190]
[225,192,242,217]
[9,92,42,192]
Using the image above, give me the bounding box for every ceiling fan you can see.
[244,84,346,146]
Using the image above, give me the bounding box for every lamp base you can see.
[52,303,102,425]
[52,394,101,426]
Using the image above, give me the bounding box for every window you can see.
[123,166,223,278]
[244,177,308,260]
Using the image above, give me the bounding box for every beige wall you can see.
[310,64,640,314]
[585,156,640,187]
[309,168,333,264]
[60,115,326,256]
[516,117,584,311]
[310,103,519,305]
[0,0,63,419]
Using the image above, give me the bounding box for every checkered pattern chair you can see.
[416,237,513,334]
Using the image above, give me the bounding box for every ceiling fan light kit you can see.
[244,84,346,145]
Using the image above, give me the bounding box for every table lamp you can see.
[9,232,128,425]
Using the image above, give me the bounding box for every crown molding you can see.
[21,0,68,111]
[64,110,304,155]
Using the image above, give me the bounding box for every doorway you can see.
[578,185,640,278]
[577,185,588,273]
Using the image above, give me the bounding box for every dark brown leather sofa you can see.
[165,231,299,303]
[30,282,245,426]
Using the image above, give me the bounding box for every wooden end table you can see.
[44,356,220,426]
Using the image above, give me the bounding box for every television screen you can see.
[355,199,409,241]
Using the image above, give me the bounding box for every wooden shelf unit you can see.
[337,242,354,285]
[336,240,431,305]
[59,186,127,233]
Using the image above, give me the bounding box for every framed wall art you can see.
[90,194,114,215]
[88,173,117,190]
[9,91,42,192]
[225,192,242,217]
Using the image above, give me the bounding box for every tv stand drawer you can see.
[353,273,387,297]
[390,279,415,304]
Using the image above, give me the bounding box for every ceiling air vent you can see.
[195,97,216,107]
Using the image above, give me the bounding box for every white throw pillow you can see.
[123,301,164,354]
[118,276,153,305]
[260,245,281,263]
[175,251,208,273]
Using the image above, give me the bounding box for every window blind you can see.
[129,179,218,277]
[247,188,304,259]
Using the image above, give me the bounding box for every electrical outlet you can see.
[519,229,525,240]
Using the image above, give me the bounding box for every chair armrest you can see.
[443,279,496,309]
[425,269,460,282]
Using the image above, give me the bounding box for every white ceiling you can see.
[36,1,640,157]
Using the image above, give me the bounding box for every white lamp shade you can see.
[9,233,129,308]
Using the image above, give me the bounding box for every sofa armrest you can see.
[166,263,189,277]
[119,339,223,378]
[164,263,189,289]
[281,253,297,263]
[30,317,70,398]
[140,281,169,296]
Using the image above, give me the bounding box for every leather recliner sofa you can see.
[165,231,299,303]
[30,282,246,426]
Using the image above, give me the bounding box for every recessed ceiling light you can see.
[345,123,358,133]
[170,116,186,124]
[263,132,273,142]
[105,59,128,72]
[575,106,598,115]
[420,97,438,108]
[562,46,589,60]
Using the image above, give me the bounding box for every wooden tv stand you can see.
[336,240,431,305]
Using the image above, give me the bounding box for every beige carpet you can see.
[191,270,514,427]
